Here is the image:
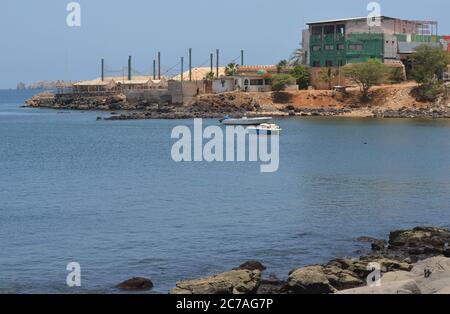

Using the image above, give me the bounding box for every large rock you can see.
[285,266,336,294]
[116,277,153,291]
[170,270,261,295]
[381,271,419,284]
[323,265,364,290]
[336,279,421,294]
[414,272,450,294]
[411,256,450,276]
[389,227,450,255]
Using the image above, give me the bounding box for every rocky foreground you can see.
[25,83,450,120]
[117,227,450,294]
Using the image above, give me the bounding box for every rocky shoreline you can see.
[24,88,450,120]
[116,227,450,294]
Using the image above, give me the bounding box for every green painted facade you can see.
[309,33,384,67]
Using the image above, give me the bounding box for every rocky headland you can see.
[25,82,450,120]
[154,226,450,294]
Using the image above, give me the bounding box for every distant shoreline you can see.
[23,82,450,120]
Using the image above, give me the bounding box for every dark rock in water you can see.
[234,260,266,272]
[357,236,386,251]
[116,277,153,291]
[96,117,102,121]
[388,227,450,258]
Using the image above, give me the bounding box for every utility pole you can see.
[216,49,219,78]
[101,58,104,81]
[128,56,132,81]
[181,57,184,82]
[189,48,192,81]
[241,50,244,66]
[158,51,161,80]
[210,53,214,74]
[153,59,156,80]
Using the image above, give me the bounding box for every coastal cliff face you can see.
[25,82,450,119]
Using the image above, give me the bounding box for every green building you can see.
[303,16,441,68]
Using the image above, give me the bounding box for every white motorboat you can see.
[246,123,282,135]
[220,116,273,125]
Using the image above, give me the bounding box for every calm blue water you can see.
[1,89,450,294]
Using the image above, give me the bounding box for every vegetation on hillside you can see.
[410,45,450,101]
[343,59,387,100]
[271,74,296,91]
[289,65,310,90]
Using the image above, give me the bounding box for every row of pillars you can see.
[101,50,245,82]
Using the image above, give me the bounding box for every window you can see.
[324,45,334,51]
[244,79,249,86]
[264,79,271,85]
[324,25,335,35]
[325,60,333,67]
[312,45,322,52]
[338,60,345,66]
[312,61,321,67]
[250,79,264,86]
[312,26,322,36]
[336,24,345,35]
[348,44,364,51]
[337,44,345,50]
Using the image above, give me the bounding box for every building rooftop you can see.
[306,16,437,25]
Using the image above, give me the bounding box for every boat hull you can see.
[247,129,281,135]
[221,117,272,125]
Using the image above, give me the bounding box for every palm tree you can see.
[225,62,238,76]
[276,60,288,73]
[289,48,305,66]
[318,67,338,90]
[204,71,215,80]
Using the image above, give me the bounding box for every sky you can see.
[0,0,449,89]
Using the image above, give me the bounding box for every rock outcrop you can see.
[170,269,261,295]
[168,227,450,295]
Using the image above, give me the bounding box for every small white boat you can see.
[247,123,282,135]
[220,116,272,125]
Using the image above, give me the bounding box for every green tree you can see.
[276,60,288,73]
[318,67,338,90]
[411,45,450,85]
[343,59,387,100]
[290,65,310,89]
[410,45,450,100]
[271,74,296,91]
[204,71,215,80]
[225,62,238,76]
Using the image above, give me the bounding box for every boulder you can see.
[285,266,336,294]
[381,271,419,284]
[336,279,421,294]
[389,227,450,253]
[414,272,450,294]
[323,265,364,290]
[411,256,450,276]
[116,277,153,291]
[170,270,261,295]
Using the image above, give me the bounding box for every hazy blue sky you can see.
[0,0,449,88]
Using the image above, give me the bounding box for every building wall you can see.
[124,89,169,103]
[168,80,207,104]
[212,79,235,93]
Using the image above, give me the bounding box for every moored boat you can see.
[220,116,273,125]
[246,123,282,135]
